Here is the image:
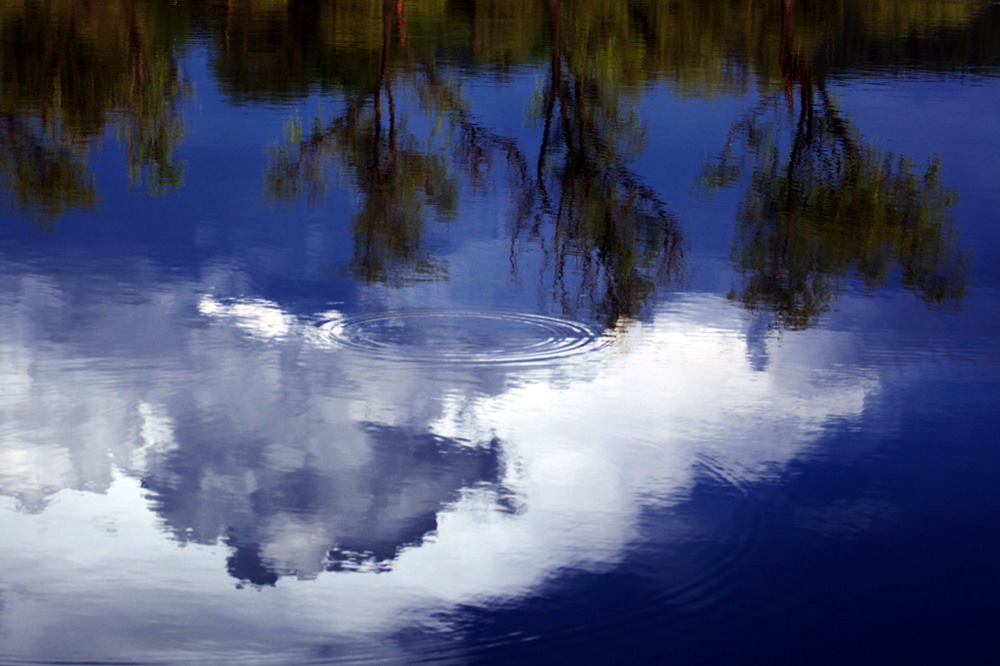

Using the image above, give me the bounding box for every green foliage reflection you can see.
[265,0,458,284]
[263,0,683,327]
[1,0,985,318]
[0,0,188,222]
[701,0,967,330]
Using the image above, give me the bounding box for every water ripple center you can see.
[320,310,605,364]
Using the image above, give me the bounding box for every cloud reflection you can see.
[0,270,876,660]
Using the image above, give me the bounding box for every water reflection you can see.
[254,0,976,330]
[264,0,684,327]
[0,0,187,222]
[2,0,998,223]
[264,0,461,285]
[0,0,997,662]
[699,0,968,329]
[0,263,878,660]
[146,418,502,586]
[0,0,984,327]
[196,0,1000,103]
[527,0,684,326]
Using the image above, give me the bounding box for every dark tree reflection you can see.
[701,0,966,331]
[0,0,188,222]
[0,115,97,224]
[265,0,684,329]
[521,0,683,328]
[266,0,459,285]
[3,0,998,227]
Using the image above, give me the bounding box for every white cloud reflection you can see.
[0,274,877,662]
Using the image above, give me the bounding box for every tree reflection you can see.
[0,0,188,222]
[264,0,684,328]
[266,0,459,284]
[700,0,966,330]
[199,0,999,103]
[0,0,996,600]
[0,115,97,225]
[523,0,683,327]
[255,0,996,329]
[3,0,997,226]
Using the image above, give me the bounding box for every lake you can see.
[1,1,999,663]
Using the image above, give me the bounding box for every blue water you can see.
[1,1,999,663]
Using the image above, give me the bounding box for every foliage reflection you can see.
[699,0,967,329]
[263,0,684,327]
[1,0,989,299]
[0,0,188,223]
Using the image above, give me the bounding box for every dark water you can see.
[1,1,999,663]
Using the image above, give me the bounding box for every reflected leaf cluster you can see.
[0,0,189,222]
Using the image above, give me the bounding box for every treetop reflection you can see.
[0,0,985,326]
[699,0,967,329]
[0,0,188,222]
[264,0,682,327]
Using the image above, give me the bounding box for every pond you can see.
[1,1,999,663]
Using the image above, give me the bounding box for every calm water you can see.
[1,1,999,663]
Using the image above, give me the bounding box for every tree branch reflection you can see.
[700,0,967,331]
[0,0,188,223]
[264,0,684,328]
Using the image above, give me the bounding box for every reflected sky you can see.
[1,1,1000,663]
[0,266,886,661]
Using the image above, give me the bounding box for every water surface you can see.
[1,1,999,663]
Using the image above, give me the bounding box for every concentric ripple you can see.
[320,310,605,364]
